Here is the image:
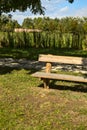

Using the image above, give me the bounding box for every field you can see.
[0,48,87,129]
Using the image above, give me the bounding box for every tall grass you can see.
[0,31,87,50]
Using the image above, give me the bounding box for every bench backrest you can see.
[39,54,87,65]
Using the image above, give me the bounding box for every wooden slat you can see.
[39,54,87,65]
[32,72,87,83]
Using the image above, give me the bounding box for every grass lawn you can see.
[0,68,87,130]
[0,48,87,129]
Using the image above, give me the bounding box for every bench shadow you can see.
[38,80,87,93]
[27,68,39,74]
[0,66,39,75]
[0,66,20,74]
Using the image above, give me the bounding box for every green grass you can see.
[0,48,87,60]
[0,47,87,129]
[0,68,87,130]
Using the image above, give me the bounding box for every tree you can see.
[68,0,74,3]
[0,0,74,15]
[22,18,33,29]
[0,14,20,31]
[0,0,45,15]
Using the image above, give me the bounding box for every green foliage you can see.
[22,17,87,34]
[22,18,34,29]
[0,14,20,32]
[1,16,87,50]
[0,0,74,15]
[0,31,87,50]
[82,35,87,50]
[0,47,87,60]
[0,0,45,15]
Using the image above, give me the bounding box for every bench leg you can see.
[43,79,50,89]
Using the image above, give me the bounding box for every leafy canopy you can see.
[0,0,74,15]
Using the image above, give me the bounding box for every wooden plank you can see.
[32,72,87,83]
[39,54,87,65]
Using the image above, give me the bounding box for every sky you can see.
[9,0,87,25]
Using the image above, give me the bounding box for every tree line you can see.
[0,14,87,50]
[0,14,87,34]
[22,17,87,33]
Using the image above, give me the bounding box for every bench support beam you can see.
[42,78,50,89]
[43,62,51,88]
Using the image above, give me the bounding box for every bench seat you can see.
[32,72,87,88]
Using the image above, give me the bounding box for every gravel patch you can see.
[0,58,87,74]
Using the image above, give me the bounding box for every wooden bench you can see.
[32,54,87,88]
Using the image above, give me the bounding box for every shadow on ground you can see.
[38,80,87,93]
[0,66,19,74]
[0,66,38,75]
